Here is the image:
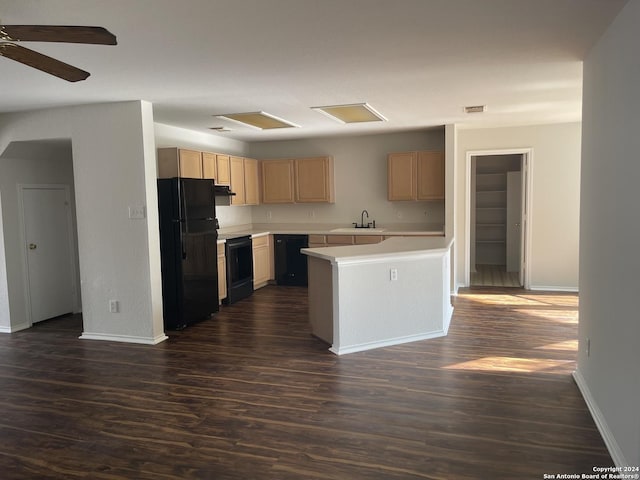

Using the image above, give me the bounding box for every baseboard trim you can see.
[529,285,579,292]
[80,332,168,345]
[572,369,627,467]
[0,322,31,333]
[330,329,446,356]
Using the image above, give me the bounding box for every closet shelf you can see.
[477,240,506,245]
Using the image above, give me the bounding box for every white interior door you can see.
[21,186,76,323]
[506,171,522,274]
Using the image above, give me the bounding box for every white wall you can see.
[455,123,582,290]
[0,101,165,344]
[249,129,446,227]
[0,140,80,331]
[154,122,253,228]
[577,0,640,467]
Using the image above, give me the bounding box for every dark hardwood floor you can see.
[0,286,611,479]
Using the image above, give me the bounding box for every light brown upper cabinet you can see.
[387,150,444,201]
[417,151,445,200]
[261,159,295,203]
[230,156,246,206]
[387,152,416,201]
[261,156,334,204]
[244,158,259,206]
[201,151,217,180]
[295,157,335,203]
[215,154,231,186]
[157,147,203,178]
[229,156,259,206]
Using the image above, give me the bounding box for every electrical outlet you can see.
[390,268,398,281]
[267,211,272,219]
[109,300,119,313]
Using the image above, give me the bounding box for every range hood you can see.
[214,185,236,206]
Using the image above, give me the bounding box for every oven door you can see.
[224,236,254,304]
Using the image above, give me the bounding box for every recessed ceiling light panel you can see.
[214,111,298,130]
[311,103,387,124]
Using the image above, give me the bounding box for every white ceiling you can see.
[0,0,629,142]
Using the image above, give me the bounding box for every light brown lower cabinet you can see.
[307,234,384,247]
[252,235,271,289]
[217,242,227,302]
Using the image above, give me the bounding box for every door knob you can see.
[28,243,37,250]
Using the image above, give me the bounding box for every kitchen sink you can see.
[330,227,386,233]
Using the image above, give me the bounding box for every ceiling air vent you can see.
[464,105,485,114]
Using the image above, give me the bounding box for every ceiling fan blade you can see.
[1,25,117,45]
[0,43,90,82]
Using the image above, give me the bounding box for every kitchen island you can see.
[302,236,453,355]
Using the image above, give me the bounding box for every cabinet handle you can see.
[29,243,37,250]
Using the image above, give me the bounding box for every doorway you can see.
[465,149,531,288]
[18,184,79,324]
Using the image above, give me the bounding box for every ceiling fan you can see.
[0,24,117,82]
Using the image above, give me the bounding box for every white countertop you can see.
[217,222,444,241]
[302,236,453,264]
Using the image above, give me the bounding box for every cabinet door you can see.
[243,158,259,206]
[295,157,334,203]
[178,149,203,178]
[261,159,295,203]
[252,237,271,289]
[326,235,354,246]
[388,152,416,200]
[230,156,246,205]
[216,155,231,185]
[217,242,227,301]
[417,151,445,200]
[354,235,383,245]
[308,234,327,248]
[202,152,217,180]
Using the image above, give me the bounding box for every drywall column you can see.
[72,101,166,344]
[0,194,10,332]
[577,0,640,467]
[445,124,457,292]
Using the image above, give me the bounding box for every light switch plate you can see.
[128,205,146,219]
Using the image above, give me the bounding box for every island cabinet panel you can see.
[230,156,246,205]
[261,159,295,204]
[157,147,204,179]
[243,158,260,206]
[201,152,217,180]
[216,154,231,185]
[252,235,271,289]
[417,151,445,200]
[388,150,444,201]
[217,242,227,302]
[295,157,335,203]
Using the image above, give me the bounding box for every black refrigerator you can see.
[157,178,219,330]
